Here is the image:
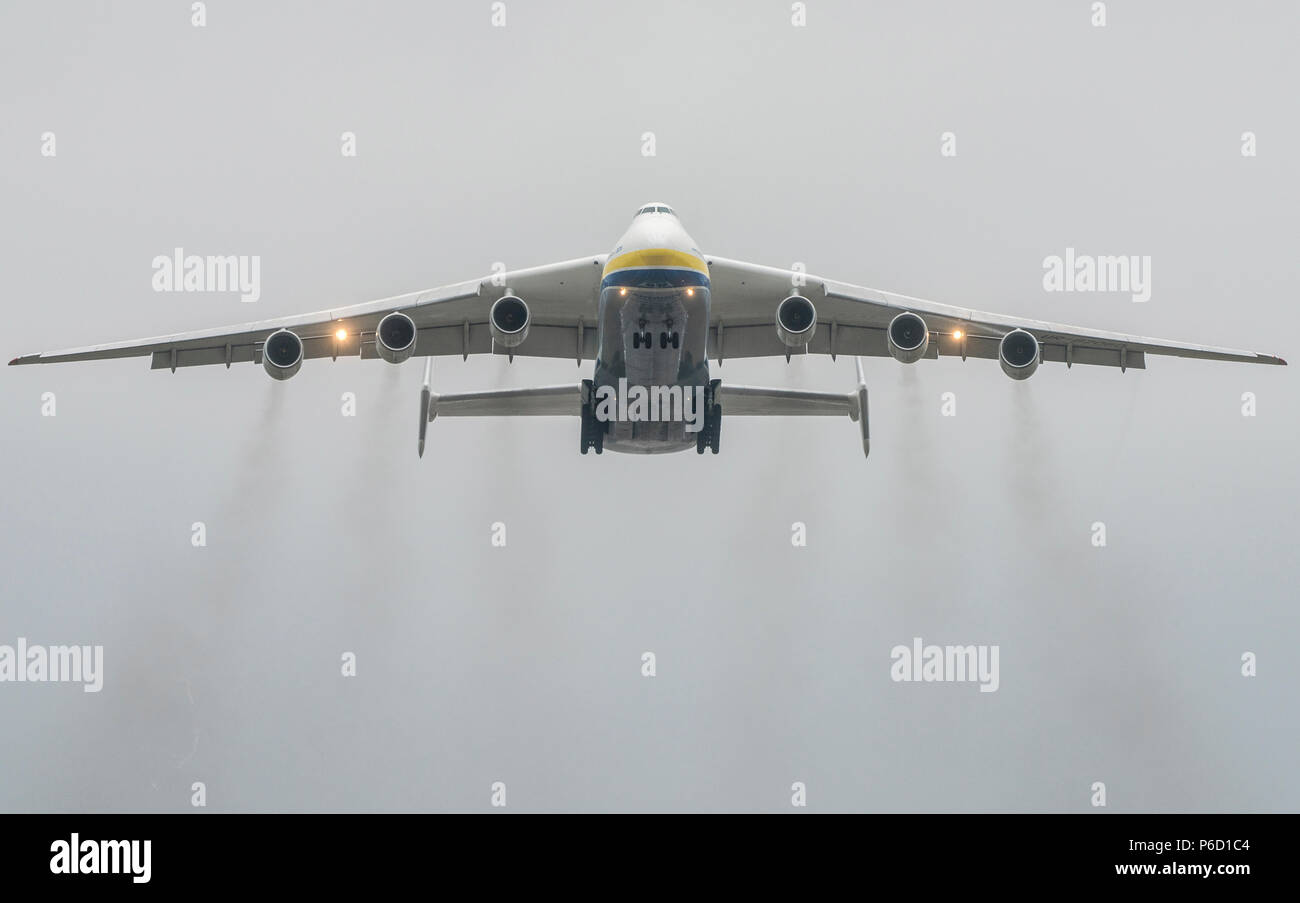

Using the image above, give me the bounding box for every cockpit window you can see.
[636,205,675,216]
[637,206,653,215]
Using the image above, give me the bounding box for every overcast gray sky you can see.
[1,0,1296,812]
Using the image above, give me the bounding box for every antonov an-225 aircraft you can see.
[10,203,1287,457]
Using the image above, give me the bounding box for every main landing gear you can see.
[696,378,721,455]
[580,379,605,454]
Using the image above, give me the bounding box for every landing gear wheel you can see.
[695,379,722,454]
[659,332,668,349]
[632,333,642,350]
[671,332,680,349]
[580,379,606,455]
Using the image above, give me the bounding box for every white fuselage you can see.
[594,205,712,454]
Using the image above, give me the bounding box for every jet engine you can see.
[775,295,817,347]
[375,311,417,364]
[999,329,1040,380]
[262,329,303,380]
[490,295,530,348]
[886,311,929,364]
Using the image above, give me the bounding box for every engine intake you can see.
[775,295,817,347]
[490,295,530,348]
[262,329,303,380]
[887,311,929,364]
[376,311,417,364]
[999,329,1040,380]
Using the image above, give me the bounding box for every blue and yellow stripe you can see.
[602,248,708,279]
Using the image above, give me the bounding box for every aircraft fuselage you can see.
[592,204,711,454]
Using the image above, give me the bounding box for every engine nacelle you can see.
[489,295,530,348]
[887,311,929,364]
[999,329,1040,380]
[775,295,817,347]
[375,311,417,364]
[262,329,303,380]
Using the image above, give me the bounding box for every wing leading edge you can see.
[704,257,1286,369]
[9,256,608,370]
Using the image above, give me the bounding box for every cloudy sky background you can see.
[1,0,1296,812]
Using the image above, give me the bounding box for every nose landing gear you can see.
[631,318,653,350]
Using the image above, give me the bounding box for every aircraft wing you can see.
[705,256,1287,370]
[9,256,608,370]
